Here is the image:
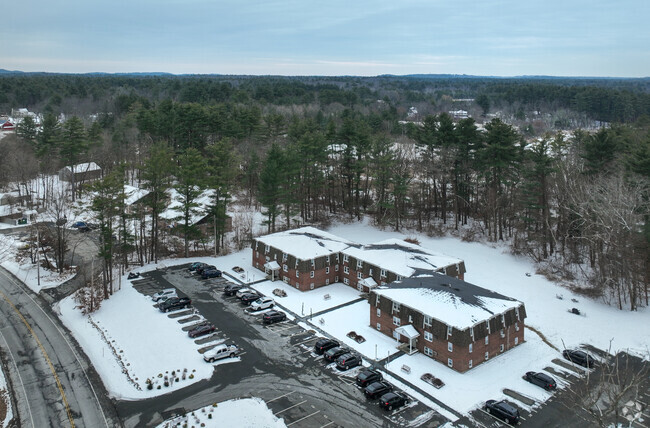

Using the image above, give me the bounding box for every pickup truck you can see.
[203,343,240,362]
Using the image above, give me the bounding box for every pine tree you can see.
[173,148,208,258]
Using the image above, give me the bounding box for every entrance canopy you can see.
[359,277,378,289]
[264,261,280,271]
[395,325,420,339]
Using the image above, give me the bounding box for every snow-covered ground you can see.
[156,397,285,428]
[57,272,215,400]
[0,361,13,428]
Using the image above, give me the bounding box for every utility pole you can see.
[36,222,40,287]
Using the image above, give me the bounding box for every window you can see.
[296,270,299,278]
[311,259,315,267]
[392,302,400,313]
[515,322,519,332]
[424,347,433,357]
[514,337,519,345]
[274,253,277,260]
[468,359,473,369]
[283,264,288,272]
[335,276,339,282]
[377,308,381,317]
[485,336,489,345]
[295,259,299,268]
[335,264,339,271]
[408,315,413,323]
[423,315,432,327]
[470,327,474,340]
[485,351,489,361]
[357,283,363,292]
[357,260,363,269]
[336,254,339,262]
[282,252,287,261]
[397,275,403,281]
[357,271,363,279]
[344,266,349,274]
[515,307,520,320]
[255,251,258,258]
[369,268,373,276]
[326,267,330,274]
[310,271,315,279]
[343,278,349,285]
[500,329,505,338]
[310,283,315,290]
[501,314,506,327]
[500,344,504,352]
[326,255,330,264]
[424,331,433,342]
[448,342,453,352]
[469,343,473,353]
[380,269,386,277]
[393,316,401,326]
[447,325,453,337]
[486,320,491,334]
[265,245,270,253]
[295,283,300,290]
[375,295,380,305]
[447,358,453,368]
[325,279,329,285]
[376,323,381,331]
[343,254,349,262]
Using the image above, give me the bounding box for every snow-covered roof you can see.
[124,185,150,206]
[342,238,463,278]
[254,226,355,260]
[373,273,523,330]
[63,162,101,173]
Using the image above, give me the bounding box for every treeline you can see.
[2,73,650,123]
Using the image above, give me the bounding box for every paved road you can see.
[0,266,118,428]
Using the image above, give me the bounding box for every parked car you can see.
[203,343,240,362]
[563,349,595,368]
[314,339,339,355]
[336,353,362,371]
[188,323,216,338]
[378,391,409,411]
[323,346,349,363]
[262,310,287,324]
[127,272,140,280]
[485,400,520,425]
[152,288,177,302]
[250,296,274,311]
[364,381,393,400]
[72,221,88,228]
[356,368,383,388]
[196,264,216,275]
[188,262,207,272]
[240,293,260,305]
[224,284,244,296]
[201,268,222,279]
[524,371,557,390]
[159,297,192,312]
[236,288,255,298]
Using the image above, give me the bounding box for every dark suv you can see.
[188,323,216,338]
[314,339,339,355]
[485,400,520,425]
[356,368,383,387]
[224,284,244,296]
[336,353,362,371]
[262,310,287,324]
[159,297,192,312]
[524,371,557,390]
[323,346,349,363]
[364,381,392,399]
[563,349,595,368]
[201,269,222,279]
[378,391,408,411]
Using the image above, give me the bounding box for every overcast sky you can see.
[3,0,648,77]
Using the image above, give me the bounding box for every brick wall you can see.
[370,297,525,373]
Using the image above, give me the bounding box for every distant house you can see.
[0,191,32,224]
[58,162,102,184]
[370,273,526,373]
[251,227,466,292]
[159,188,232,234]
[449,110,469,120]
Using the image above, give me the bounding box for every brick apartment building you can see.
[370,273,526,373]
[251,228,466,292]
[251,227,354,291]
[340,238,466,292]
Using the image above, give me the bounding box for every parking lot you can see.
[122,264,447,427]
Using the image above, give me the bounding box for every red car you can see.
[188,323,216,338]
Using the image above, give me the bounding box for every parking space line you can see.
[319,421,334,428]
[274,400,307,415]
[294,336,318,346]
[267,391,295,403]
[286,410,320,426]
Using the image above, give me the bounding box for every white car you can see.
[250,296,274,311]
[235,288,254,299]
[203,344,240,362]
[152,288,177,302]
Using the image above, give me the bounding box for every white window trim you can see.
[424,331,433,342]
[393,316,401,326]
[448,342,453,352]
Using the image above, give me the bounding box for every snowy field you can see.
[0,362,13,428]
[57,273,215,400]
[156,397,285,428]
